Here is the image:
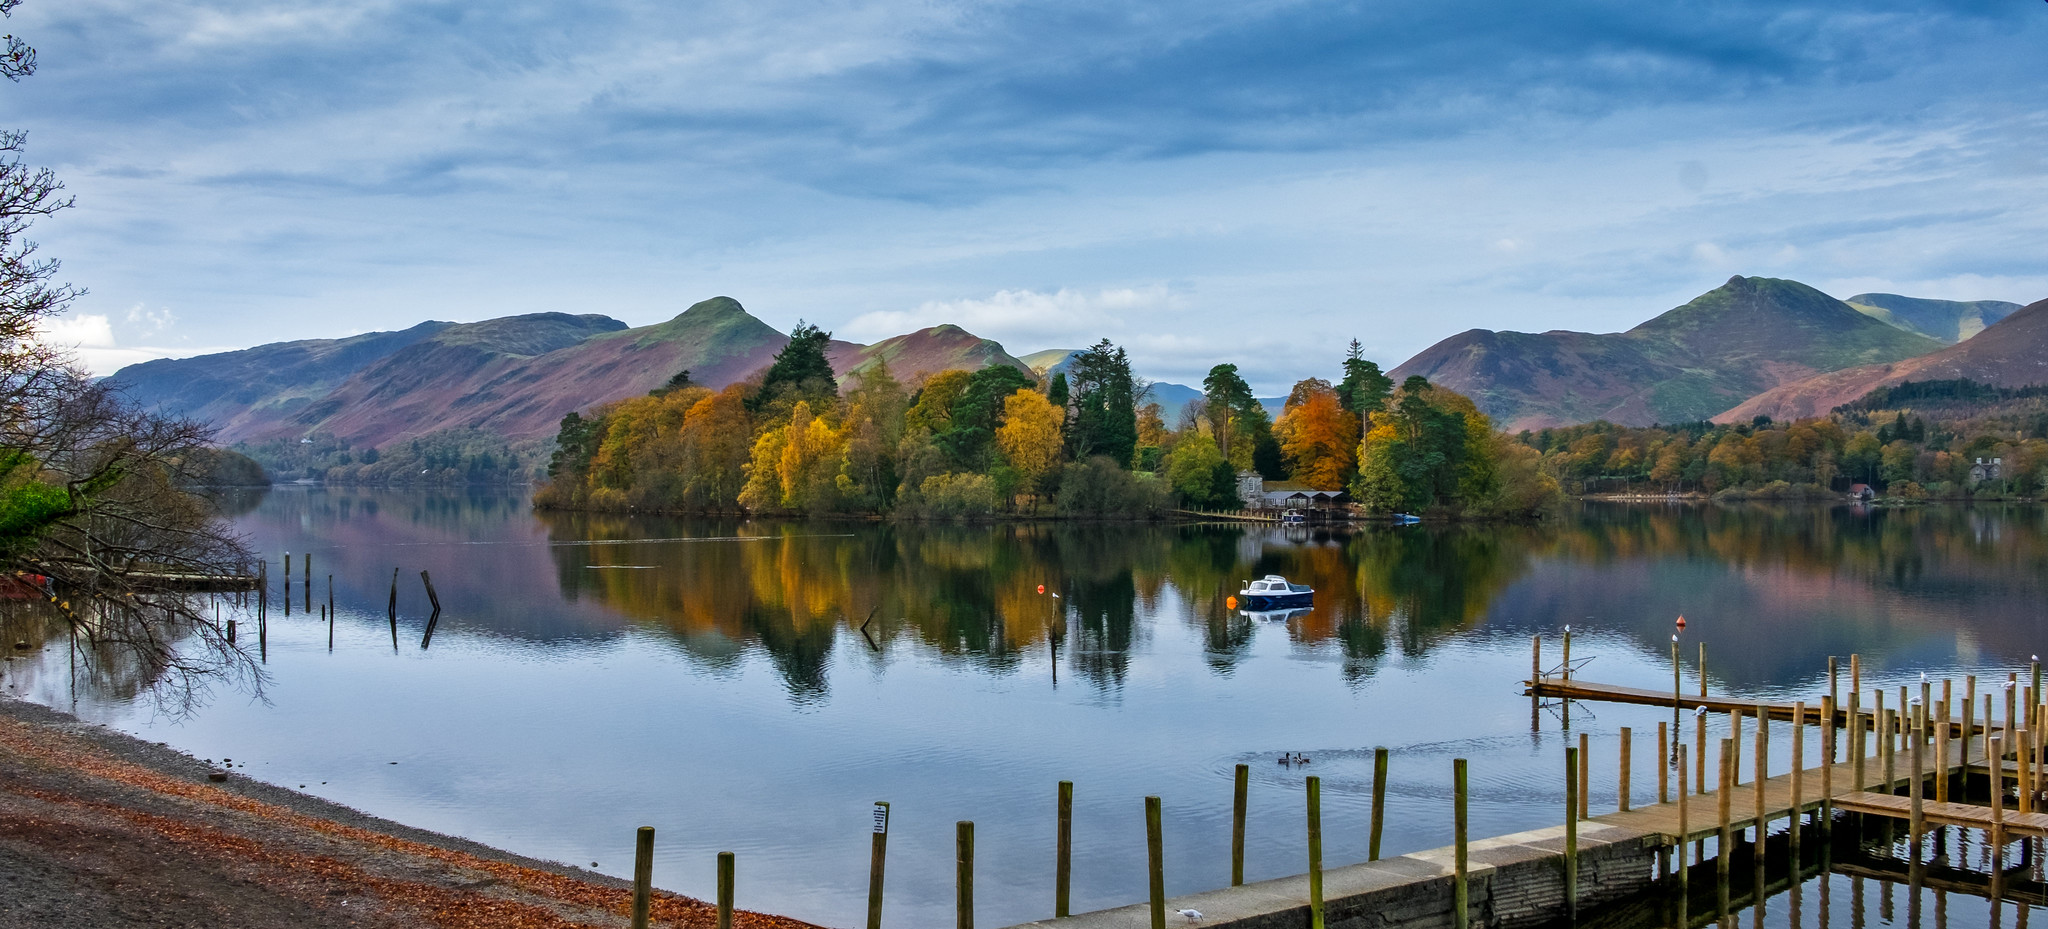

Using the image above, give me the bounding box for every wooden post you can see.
[1851,675,1866,791]
[1910,704,1926,853]
[1532,633,1542,683]
[1370,747,1388,861]
[1936,699,1950,804]
[226,618,236,643]
[326,574,334,649]
[1731,708,1744,786]
[1148,796,1166,929]
[1057,782,1073,916]
[420,570,442,614]
[631,826,654,929]
[868,802,889,929]
[1988,694,1999,794]
[1658,721,1670,804]
[2023,730,2036,817]
[1883,708,1897,793]
[1676,743,1689,897]
[1717,738,1733,883]
[1990,738,2006,861]
[2008,674,2019,759]
[957,821,974,929]
[1230,766,1247,887]
[1564,745,1579,922]
[304,552,311,614]
[1968,675,1979,752]
[1822,695,1835,840]
[717,851,734,929]
[1453,759,1469,929]
[284,552,291,617]
[1578,732,1590,818]
[1792,701,1805,861]
[1700,642,1708,697]
[1829,656,1840,730]
[1695,711,1707,795]
[388,568,398,618]
[1753,723,1767,865]
[1562,626,1571,681]
[1619,726,1632,812]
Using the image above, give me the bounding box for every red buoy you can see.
[1037,584,1046,594]
[1675,614,1687,629]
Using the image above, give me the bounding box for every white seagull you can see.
[1177,910,1204,923]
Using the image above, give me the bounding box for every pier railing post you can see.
[631,826,654,929]
[1370,747,1388,861]
[1910,703,1926,857]
[1791,701,1805,863]
[1578,733,1590,819]
[1658,721,1669,804]
[1717,739,1733,885]
[1231,766,1247,887]
[1676,744,1689,899]
[1564,745,1579,922]
[1453,759,1469,929]
[1057,781,1073,915]
[1147,796,1166,929]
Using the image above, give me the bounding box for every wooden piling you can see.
[868,802,889,929]
[1619,726,1632,812]
[1936,698,1950,804]
[1057,782,1072,916]
[1695,711,1707,796]
[2008,674,2019,757]
[717,851,734,929]
[1883,708,1897,793]
[1148,796,1166,929]
[2024,730,2036,817]
[1532,633,1541,682]
[420,570,442,614]
[1370,747,1388,861]
[1578,732,1589,819]
[1731,708,1744,786]
[1753,724,1767,865]
[1990,738,2007,859]
[326,575,334,649]
[1717,738,1733,883]
[1822,695,1835,840]
[1453,759,1469,929]
[1564,745,1579,921]
[631,826,654,929]
[1852,675,1866,792]
[1699,642,1707,697]
[957,821,974,929]
[1910,704,1926,850]
[284,553,292,617]
[1562,627,1571,681]
[304,552,311,614]
[1791,701,1805,861]
[1658,721,1669,804]
[1676,744,1689,897]
[1230,766,1247,887]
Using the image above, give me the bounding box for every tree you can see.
[996,388,1064,499]
[1164,436,1238,508]
[1335,340,1393,417]
[1202,363,1280,476]
[749,321,838,415]
[1274,380,1359,490]
[1068,340,1137,467]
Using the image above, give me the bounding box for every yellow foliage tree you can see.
[996,388,1065,496]
[1273,381,1359,490]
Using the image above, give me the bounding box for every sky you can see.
[10,0,2048,392]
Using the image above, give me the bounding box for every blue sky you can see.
[13,0,2048,391]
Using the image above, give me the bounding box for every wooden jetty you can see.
[1002,653,2047,929]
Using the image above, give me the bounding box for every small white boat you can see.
[1237,574,1313,608]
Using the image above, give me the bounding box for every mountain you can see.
[110,298,1038,451]
[1717,296,2048,422]
[1389,276,1948,431]
[109,314,625,444]
[828,325,1031,385]
[1845,294,2021,344]
[1020,349,1078,376]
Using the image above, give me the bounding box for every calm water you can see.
[6,489,2047,928]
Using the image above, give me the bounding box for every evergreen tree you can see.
[1068,340,1138,467]
[1335,340,1393,417]
[1202,363,1280,477]
[749,321,838,414]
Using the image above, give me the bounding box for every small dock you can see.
[1003,645,2048,929]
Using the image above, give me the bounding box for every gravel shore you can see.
[0,695,824,929]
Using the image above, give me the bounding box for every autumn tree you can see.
[1274,379,1360,490]
[996,388,1065,500]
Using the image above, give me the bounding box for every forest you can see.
[1521,378,2048,499]
[535,329,1561,519]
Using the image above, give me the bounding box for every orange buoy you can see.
[1675,614,1687,629]
[1226,596,1238,610]
[1037,584,1046,594]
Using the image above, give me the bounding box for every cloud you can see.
[35,312,230,376]
[842,286,1183,349]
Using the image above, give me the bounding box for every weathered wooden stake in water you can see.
[1563,745,1578,921]
[1883,708,1897,793]
[387,568,399,648]
[1851,665,1866,790]
[326,574,335,649]
[1936,696,1950,804]
[1453,758,1469,929]
[957,821,974,929]
[1561,626,1572,681]
[868,802,889,929]
[1618,727,1632,812]
[421,570,442,614]
[284,552,291,616]
[1910,704,1926,850]
[303,552,311,614]
[1147,796,1166,929]
[1990,738,2007,857]
[1822,695,1836,839]
[631,826,654,929]
[1532,633,1541,682]
[1699,642,1707,697]
[1730,707,1744,787]
[1695,711,1707,796]
[717,851,735,929]
[1577,732,1589,818]
[1056,782,1072,916]
[1370,746,1388,861]
[1304,778,1325,929]
[226,618,236,643]
[1230,766,1247,886]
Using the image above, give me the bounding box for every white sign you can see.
[872,803,890,834]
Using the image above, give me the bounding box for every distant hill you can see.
[1389,276,1947,431]
[1845,293,2021,344]
[110,299,1037,451]
[1717,295,2048,423]
[830,325,1030,385]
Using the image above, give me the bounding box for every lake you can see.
[7,488,2046,927]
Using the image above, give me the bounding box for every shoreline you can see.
[0,694,824,929]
